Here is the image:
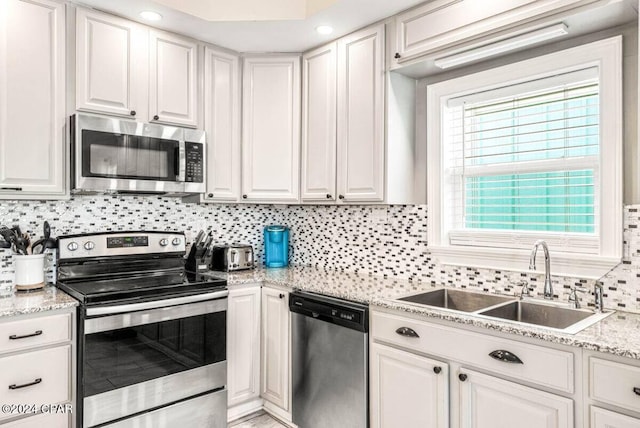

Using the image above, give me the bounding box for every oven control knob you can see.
[159,238,169,247]
[84,241,95,251]
[67,242,78,251]
[172,237,181,246]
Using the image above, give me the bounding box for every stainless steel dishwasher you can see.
[290,291,369,428]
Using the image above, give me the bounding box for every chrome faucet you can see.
[529,240,553,300]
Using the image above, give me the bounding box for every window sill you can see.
[429,245,620,279]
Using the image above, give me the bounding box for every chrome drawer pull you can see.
[9,378,42,390]
[395,327,419,338]
[489,350,524,364]
[633,387,640,396]
[9,330,42,340]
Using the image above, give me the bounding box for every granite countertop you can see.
[0,285,78,318]
[211,266,640,360]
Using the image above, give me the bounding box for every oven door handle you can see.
[86,290,228,317]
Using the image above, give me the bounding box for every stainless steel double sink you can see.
[397,288,612,334]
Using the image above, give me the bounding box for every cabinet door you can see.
[227,285,261,407]
[301,43,337,202]
[591,406,640,428]
[0,0,65,197]
[371,343,449,428]
[149,30,198,127]
[459,368,573,428]
[261,287,289,410]
[242,56,301,202]
[202,47,240,202]
[337,24,385,202]
[76,8,147,118]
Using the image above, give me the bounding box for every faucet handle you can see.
[568,285,588,309]
[517,281,532,300]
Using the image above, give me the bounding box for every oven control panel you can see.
[107,236,149,248]
[58,232,186,260]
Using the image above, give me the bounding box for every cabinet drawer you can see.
[4,412,69,428]
[0,346,71,409]
[0,313,71,354]
[372,311,573,392]
[590,357,640,413]
[591,406,640,428]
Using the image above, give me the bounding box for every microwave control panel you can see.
[185,143,204,183]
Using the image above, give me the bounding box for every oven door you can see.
[81,292,227,428]
[73,114,188,194]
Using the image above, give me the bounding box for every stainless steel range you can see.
[56,231,228,428]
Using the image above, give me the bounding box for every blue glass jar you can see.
[264,225,289,268]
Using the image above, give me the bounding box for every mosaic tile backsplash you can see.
[0,196,638,313]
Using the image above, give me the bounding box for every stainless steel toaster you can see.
[209,245,255,271]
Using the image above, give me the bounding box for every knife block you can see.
[185,244,213,274]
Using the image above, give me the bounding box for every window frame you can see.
[426,36,623,279]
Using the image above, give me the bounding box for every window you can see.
[427,37,622,278]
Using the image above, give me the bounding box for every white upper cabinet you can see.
[337,24,385,202]
[301,42,337,202]
[393,0,593,65]
[76,8,200,128]
[242,55,301,202]
[0,0,66,198]
[76,8,146,119]
[202,47,241,202]
[149,30,199,127]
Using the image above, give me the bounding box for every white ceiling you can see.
[71,0,426,52]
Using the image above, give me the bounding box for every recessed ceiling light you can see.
[316,25,333,35]
[140,11,162,21]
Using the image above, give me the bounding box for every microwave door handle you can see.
[176,141,186,182]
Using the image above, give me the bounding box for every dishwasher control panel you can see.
[289,291,368,332]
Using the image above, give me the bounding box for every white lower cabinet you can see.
[4,412,69,428]
[371,342,448,428]
[586,351,640,427]
[226,284,292,425]
[371,309,578,428]
[227,284,261,413]
[260,287,291,420]
[591,406,640,428]
[0,309,74,427]
[458,368,573,428]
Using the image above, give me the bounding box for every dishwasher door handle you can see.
[395,327,420,338]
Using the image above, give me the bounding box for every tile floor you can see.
[230,412,288,428]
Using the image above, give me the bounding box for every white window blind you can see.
[443,68,600,253]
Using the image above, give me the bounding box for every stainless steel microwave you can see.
[71,114,206,195]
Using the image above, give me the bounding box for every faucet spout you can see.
[530,240,553,300]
